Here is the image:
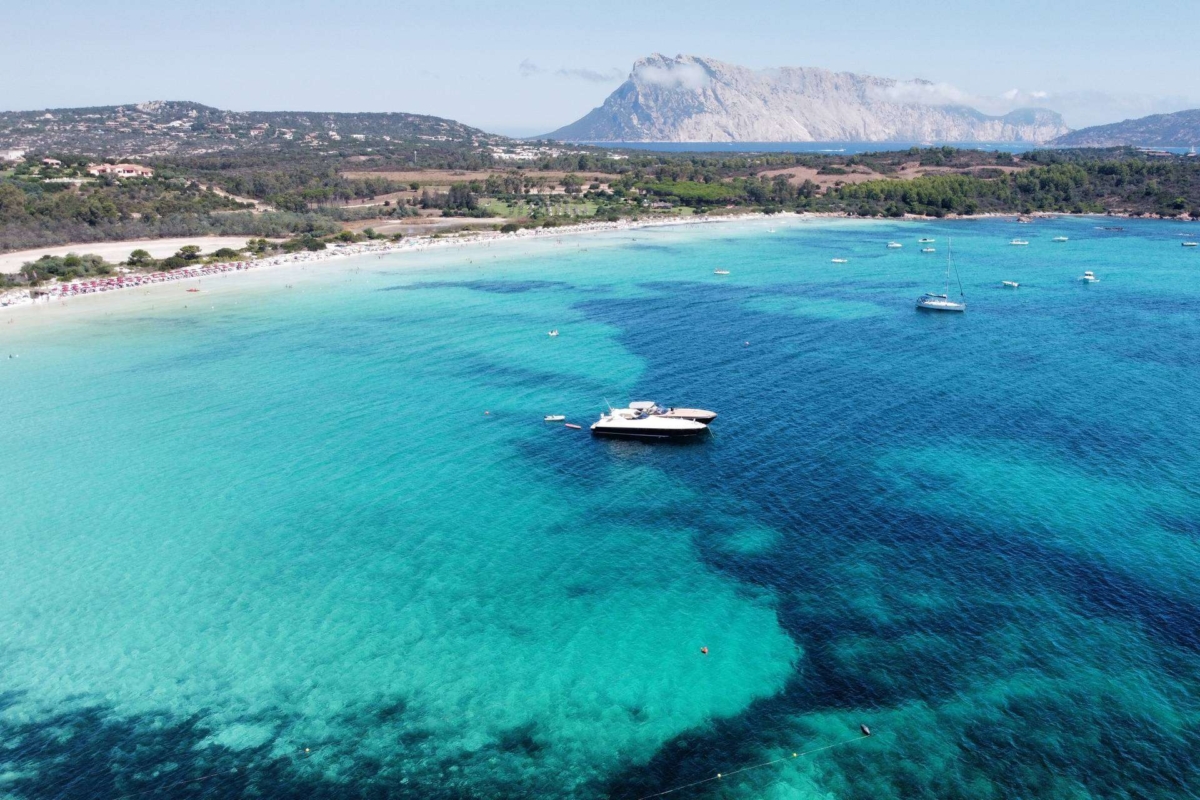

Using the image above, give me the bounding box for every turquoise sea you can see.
[2,216,1199,798]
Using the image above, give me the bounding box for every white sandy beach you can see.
[0,236,274,274]
[0,212,787,316]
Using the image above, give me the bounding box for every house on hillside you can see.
[0,149,25,162]
[87,163,155,178]
[42,158,63,167]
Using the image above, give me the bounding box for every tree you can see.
[177,245,201,260]
[446,182,478,210]
[561,173,583,195]
[127,249,153,267]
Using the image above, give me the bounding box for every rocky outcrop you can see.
[545,54,1069,143]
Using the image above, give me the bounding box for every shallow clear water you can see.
[2,216,1199,798]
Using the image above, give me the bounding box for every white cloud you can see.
[634,62,710,91]
[519,60,624,84]
[518,59,546,78]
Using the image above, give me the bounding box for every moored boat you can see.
[1002,280,1019,288]
[1081,271,1099,283]
[887,242,903,249]
[590,408,709,439]
[1009,239,1029,246]
[1053,236,1069,242]
[916,238,966,313]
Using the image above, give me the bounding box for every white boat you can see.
[1081,271,1099,283]
[917,238,966,313]
[887,242,903,249]
[919,238,935,243]
[922,247,936,253]
[544,415,565,422]
[831,258,848,264]
[1002,280,1019,288]
[629,400,718,423]
[591,406,710,439]
[714,269,731,275]
[548,329,559,337]
[1053,236,1069,242]
[1009,239,1030,246]
[1183,242,1198,247]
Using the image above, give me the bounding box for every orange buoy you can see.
[700,646,709,655]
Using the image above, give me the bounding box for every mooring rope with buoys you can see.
[635,726,873,800]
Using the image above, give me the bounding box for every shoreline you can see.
[1,209,1191,315]
[0,212,779,312]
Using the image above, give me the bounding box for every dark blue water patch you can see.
[379,279,572,294]
[547,270,1200,797]
[0,697,582,800]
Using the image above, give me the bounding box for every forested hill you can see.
[1052,109,1200,147]
[0,101,507,158]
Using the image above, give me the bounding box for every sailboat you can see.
[916,238,966,312]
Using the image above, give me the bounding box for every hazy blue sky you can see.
[3,0,1196,133]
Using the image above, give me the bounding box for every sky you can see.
[3,0,1197,135]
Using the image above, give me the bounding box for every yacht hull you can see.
[591,424,708,439]
[916,301,965,312]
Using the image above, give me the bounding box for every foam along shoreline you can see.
[0,213,781,312]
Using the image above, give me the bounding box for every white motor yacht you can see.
[1009,239,1030,246]
[591,407,709,439]
[1053,236,1069,242]
[1183,242,1198,247]
[1002,280,1019,288]
[1081,271,1099,283]
[887,242,903,249]
[922,247,936,253]
[714,269,731,275]
[831,258,848,264]
[919,238,935,243]
[917,238,966,313]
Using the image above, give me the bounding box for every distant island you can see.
[0,100,509,158]
[543,54,1070,144]
[1052,109,1200,147]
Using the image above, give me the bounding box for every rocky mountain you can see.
[0,101,506,158]
[1052,109,1200,147]
[545,54,1069,143]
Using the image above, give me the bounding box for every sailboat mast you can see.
[945,238,952,296]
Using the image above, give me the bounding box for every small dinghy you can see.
[713,269,731,275]
[544,415,565,422]
[564,423,582,430]
[1184,242,1198,247]
[1009,239,1030,246]
[1053,236,1069,242]
[887,242,903,249]
[922,247,936,253]
[831,258,848,264]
